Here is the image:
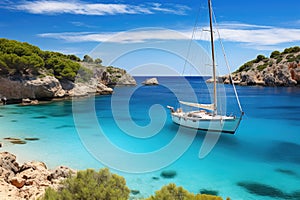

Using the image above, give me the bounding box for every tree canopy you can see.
[0,38,81,80]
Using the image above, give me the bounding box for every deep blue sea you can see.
[1,76,300,200]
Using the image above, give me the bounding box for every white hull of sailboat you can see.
[171,112,241,134]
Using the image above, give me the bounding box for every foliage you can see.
[296,55,300,63]
[145,183,225,200]
[235,60,254,73]
[94,58,103,65]
[270,50,280,58]
[254,55,267,63]
[40,168,130,200]
[0,38,81,80]
[257,63,268,71]
[276,57,283,64]
[286,54,296,62]
[83,55,94,63]
[283,46,300,54]
[45,56,80,81]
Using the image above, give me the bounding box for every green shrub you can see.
[83,55,93,63]
[40,168,130,200]
[270,50,280,58]
[145,183,225,200]
[286,54,296,62]
[235,61,253,73]
[276,57,283,64]
[255,55,267,63]
[296,55,300,63]
[283,46,300,54]
[257,63,268,71]
[94,58,103,65]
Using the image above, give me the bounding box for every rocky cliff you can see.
[0,38,136,104]
[0,63,136,104]
[223,47,300,87]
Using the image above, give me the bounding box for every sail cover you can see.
[179,101,214,111]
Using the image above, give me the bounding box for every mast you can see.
[208,0,217,115]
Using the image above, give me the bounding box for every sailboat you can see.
[168,0,244,134]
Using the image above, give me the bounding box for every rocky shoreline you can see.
[0,152,76,200]
[222,62,300,87]
[0,63,136,105]
[222,47,300,87]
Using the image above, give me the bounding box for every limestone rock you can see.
[48,166,76,181]
[0,152,76,200]
[0,76,62,101]
[26,76,62,99]
[264,74,276,86]
[222,52,300,87]
[10,176,25,188]
[0,152,19,175]
[0,63,136,103]
[21,98,39,105]
[142,78,159,85]
[205,77,223,83]
[116,73,137,85]
[96,82,113,95]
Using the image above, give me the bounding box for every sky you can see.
[1,0,300,75]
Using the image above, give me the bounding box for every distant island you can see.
[222,46,300,87]
[0,38,136,104]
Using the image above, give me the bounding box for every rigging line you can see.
[181,3,202,76]
[211,7,244,113]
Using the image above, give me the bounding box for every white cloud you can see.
[38,30,190,43]
[9,0,189,15]
[216,22,272,29]
[37,24,300,48]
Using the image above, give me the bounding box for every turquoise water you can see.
[1,76,300,199]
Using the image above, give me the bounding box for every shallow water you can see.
[1,76,300,199]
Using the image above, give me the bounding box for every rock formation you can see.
[0,76,63,102]
[0,39,136,104]
[116,73,137,86]
[205,77,223,83]
[0,64,136,104]
[142,77,159,85]
[222,47,300,87]
[0,152,76,200]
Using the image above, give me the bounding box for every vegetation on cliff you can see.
[0,38,81,81]
[224,46,300,86]
[235,46,300,74]
[0,38,131,84]
[0,38,136,102]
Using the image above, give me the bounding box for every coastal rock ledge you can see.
[0,152,76,200]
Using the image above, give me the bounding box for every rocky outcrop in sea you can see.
[222,47,300,87]
[0,152,76,200]
[142,77,159,85]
